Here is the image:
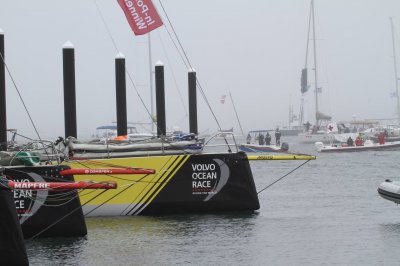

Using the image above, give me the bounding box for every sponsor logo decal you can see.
[11,173,48,224]
[191,159,230,201]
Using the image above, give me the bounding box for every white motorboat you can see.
[378,180,400,204]
[239,143,289,153]
[315,139,400,152]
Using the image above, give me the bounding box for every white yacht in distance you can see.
[297,0,334,144]
[297,120,338,144]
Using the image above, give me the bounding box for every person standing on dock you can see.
[378,132,385,145]
[275,128,281,145]
[347,136,354,146]
[265,132,271,145]
[246,133,251,144]
[258,133,265,145]
[355,134,363,146]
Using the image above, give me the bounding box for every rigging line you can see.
[26,182,117,203]
[23,192,80,207]
[157,0,192,69]
[229,91,244,136]
[119,173,158,215]
[196,79,224,131]
[161,24,189,69]
[83,175,149,216]
[26,189,109,241]
[93,0,158,132]
[257,160,312,195]
[1,130,34,142]
[65,158,135,169]
[0,53,51,157]
[304,1,312,68]
[156,30,188,116]
[93,0,120,55]
[124,154,182,215]
[157,0,224,132]
[78,188,103,198]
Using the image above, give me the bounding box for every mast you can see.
[229,92,244,136]
[390,17,400,125]
[299,98,304,127]
[311,0,319,126]
[300,3,312,129]
[148,33,155,131]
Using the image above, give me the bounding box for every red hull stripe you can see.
[59,168,156,176]
[8,181,117,190]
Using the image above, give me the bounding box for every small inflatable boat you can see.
[239,142,289,153]
[377,180,400,204]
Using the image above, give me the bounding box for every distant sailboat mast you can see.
[311,0,320,126]
[390,17,400,125]
[300,0,313,128]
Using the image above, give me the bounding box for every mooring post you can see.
[188,68,198,135]
[0,29,7,151]
[62,41,77,139]
[155,61,166,138]
[115,53,127,137]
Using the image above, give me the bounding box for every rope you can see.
[83,174,150,216]
[257,159,312,194]
[0,52,50,157]
[93,0,158,132]
[157,0,224,132]
[26,188,109,241]
[156,30,188,117]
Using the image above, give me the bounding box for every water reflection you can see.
[26,213,260,265]
[26,236,87,266]
[380,223,400,235]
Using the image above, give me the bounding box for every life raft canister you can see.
[15,151,40,166]
[112,135,128,141]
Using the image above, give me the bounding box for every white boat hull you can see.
[378,180,400,204]
[315,140,400,152]
[238,143,289,153]
[297,132,336,144]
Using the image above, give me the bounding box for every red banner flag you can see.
[117,0,163,35]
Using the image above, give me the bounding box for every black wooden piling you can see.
[62,41,77,139]
[115,53,127,137]
[155,61,166,138]
[0,30,7,150]
[188,69,198,135]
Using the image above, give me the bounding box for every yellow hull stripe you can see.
[145,154,189,205]
[63,155,189,209]
[247,154,316,161]
[127,155,187,212]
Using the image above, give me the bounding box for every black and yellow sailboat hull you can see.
[65,152,260,216]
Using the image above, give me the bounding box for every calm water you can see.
[25,138,400,265]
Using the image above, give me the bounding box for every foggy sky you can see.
[0,0,400,139]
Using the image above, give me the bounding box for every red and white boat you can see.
[315,139,400,152]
